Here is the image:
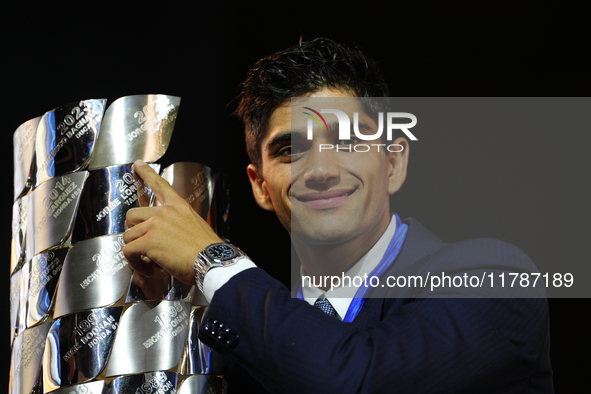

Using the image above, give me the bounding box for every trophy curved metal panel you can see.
[177,375,225,394]
[9,321,52,394]
[180,307,226,375]
[88,94,180,170]
[26,172,88,259]
[158,162,213,218]
[104,372,178,394]
[42,306,123,391]
[209,173,230,239]
[70,164,159,243]
[22,248,68,328]
[54,234,132,318]
[10,270,22,347]
[105,300,191,376]
[156,164,230,238]
[13,116,40,201]
[34,99,106,186]
[11,197,28,274]
[50,380,105,394]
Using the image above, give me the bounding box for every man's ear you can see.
[247,164,275,211]
[387,137,410,195]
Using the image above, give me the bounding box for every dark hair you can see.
[235,37,390,170]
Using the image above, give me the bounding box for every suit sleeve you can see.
[198,240,552,394]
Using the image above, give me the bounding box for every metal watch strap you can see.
[194,255,210,293]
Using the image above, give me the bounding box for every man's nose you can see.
[303,147,340,186]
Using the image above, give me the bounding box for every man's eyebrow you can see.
[327,122,340,134]
[327,120,373,135]
[328,120,372,133]
[356,121,373,132]
[265,131,306,151]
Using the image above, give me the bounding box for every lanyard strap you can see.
[298,213,409,323]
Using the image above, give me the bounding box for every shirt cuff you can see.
[202,258,257,302]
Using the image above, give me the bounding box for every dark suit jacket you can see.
[199,218,553,393]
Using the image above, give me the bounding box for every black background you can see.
[2,2,589,391]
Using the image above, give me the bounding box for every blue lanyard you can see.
[298,213,409,323]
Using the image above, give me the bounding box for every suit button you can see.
[218,327,231,342]
[205,319,219,336]
[226,333,239,348]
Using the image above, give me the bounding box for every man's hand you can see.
[123,160,222,285]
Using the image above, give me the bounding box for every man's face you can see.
[247,88,408,248]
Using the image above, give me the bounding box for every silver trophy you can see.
[10,95,229,394]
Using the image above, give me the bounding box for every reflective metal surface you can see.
[71,164,159,243]
[11,197,28,274]
[177,375,225,394]
[180,307,226,375]
[54,235,132,318]
[21,247,68,328]
[208,173,230,239]
[104,372,178,394]
[105,300,191,376]
[88,94,180,170]
[126,271,195,303]
[34,99,106,187]
[25,171,88,259]
[42,306,123,391]
[10,270,22,347]
[156,164,230,238]
[9,321,52,394]
[158,162,214,217]
[13,116,40,200]
[50,380,105,394]
[10,94,200,394]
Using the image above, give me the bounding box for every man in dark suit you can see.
[123,38,553,393]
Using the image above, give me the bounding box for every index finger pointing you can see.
[133,160,179,205]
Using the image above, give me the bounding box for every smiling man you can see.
[250,90,408,287]
[123,38,553,393]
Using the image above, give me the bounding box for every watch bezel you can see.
[203,243,239,262]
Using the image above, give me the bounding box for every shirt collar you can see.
[301,214,397,319]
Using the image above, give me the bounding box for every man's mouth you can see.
[293,187,357,209]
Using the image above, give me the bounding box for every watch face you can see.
[205,244,237,261]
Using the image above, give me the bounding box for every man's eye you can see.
[278,145,304,157]
[336,136,363,146]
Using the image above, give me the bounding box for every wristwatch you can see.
[194,242,248,293]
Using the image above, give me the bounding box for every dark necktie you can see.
[314,298,338,318]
